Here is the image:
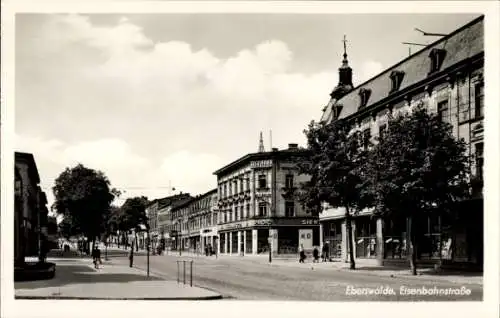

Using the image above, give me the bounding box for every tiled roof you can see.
[330,15,483,121]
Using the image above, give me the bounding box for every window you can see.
[223,184,227,198]
[475,83,484,118]
[258,202,267,217]
[235,206,239,221]
[389,70,405,92]
[228,181,232,196]
[285,201,295,217]
[234,180,238,194]
[358,88,372,108]
[437,100,450,124]
[362,128,371,149]
[246,176,250,191]
[246,204,250,219]
[378,124,387,140]
[475,142,484,181]
[429,48,446,74]
[240,178,244,192]
[285,174,294,189]
[258,174,267,189]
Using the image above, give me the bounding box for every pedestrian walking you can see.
[322,242,330,262]
[299,244,306,263]
[92,247,99,269]
[313,247,320,263]
[128,246,134,267]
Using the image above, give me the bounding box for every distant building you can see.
[170,197,194,251]
[146,193,192,250]
[213,142,319,256]
[15,152,49,265]
[319,16,483,266]
[185,189,218,254]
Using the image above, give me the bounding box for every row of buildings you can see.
[14,152,51,266]
[147,16,483,267]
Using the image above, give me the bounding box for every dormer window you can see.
[358,88,372,108]
[389,70,405,93]
[428,48,446,74]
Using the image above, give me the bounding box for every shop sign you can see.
[251,160,272,168]
[254,219,272,227]
[274,218,319,226]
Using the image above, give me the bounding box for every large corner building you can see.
[213,139,319,257]
[319,16,484,267]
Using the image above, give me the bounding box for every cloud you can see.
[357,60,385,84]
[15,14,386,209]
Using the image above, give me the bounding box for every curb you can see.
[15,295,223,300]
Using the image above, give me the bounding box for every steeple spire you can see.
[342,35,349,68]
[258,131,265,152]
[330,34,353,99]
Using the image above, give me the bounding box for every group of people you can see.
[298,242,331,263]
[204,244,216,256]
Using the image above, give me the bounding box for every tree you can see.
[58,216,77,240]
[363,104,470,275]
[116,196,149,251]
[297,119,372,270]
[52,164,117,252]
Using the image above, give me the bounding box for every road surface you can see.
[108,249,482,301]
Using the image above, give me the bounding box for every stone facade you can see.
[214,144,320,256]
[319,16,484,267]
[14,152,49,265]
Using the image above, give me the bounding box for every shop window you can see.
[285,201,295,217]
[355,217,377,259]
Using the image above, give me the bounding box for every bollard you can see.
[190,260,193,287]
[177,261,179,284]
[183,260,186,285]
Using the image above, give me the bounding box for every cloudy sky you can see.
[14,13,479,209]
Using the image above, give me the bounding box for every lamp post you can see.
[146,224,150,278]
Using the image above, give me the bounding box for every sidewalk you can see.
[169,251,483,285]
[15,256,222,300]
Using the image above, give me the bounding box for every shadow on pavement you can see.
[354,266,483,278]
[15,263,162,290]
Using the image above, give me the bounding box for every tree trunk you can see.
[345,206,356,270]
[408,216,418,275]
[135,232,139,252]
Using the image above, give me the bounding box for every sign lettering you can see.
[251,160,272,168]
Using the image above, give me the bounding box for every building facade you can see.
[185,189,218,254]
[214,143,320,256]
[319,16,484,266]
[146,193,192,251]
[14,152,49,265]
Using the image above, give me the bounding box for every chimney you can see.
[288,143,298,150]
